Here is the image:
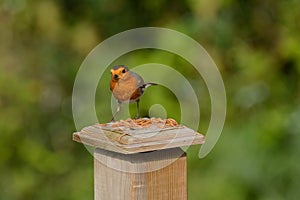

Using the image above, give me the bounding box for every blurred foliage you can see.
[0,0,300,199]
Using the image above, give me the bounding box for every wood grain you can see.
[73,124,205,154]
[94,148,187,200]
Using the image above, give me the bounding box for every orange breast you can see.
[110,80,117,91]
[110,76,141,102]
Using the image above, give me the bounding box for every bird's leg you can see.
[111,102,121,122]
[135,99,140,119]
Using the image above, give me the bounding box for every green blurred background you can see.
[1,0,300,199]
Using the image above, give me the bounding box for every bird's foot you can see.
[134,115,140,119]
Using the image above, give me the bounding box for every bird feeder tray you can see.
[73,118,205,154]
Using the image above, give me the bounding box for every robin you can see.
[110,65,157,121]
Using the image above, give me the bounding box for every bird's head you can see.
[110,65,129,81]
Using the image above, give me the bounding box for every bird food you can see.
[99,118,180,130]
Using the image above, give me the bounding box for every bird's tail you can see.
[143,82,158,89]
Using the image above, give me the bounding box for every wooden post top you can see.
[73,118,205,154]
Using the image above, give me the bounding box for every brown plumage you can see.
[110,65,157,121]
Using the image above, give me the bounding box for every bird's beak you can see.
[113,74,119,80]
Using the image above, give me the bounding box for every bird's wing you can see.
[129,71,144,87]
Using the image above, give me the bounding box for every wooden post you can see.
[73,118,205,200]
[94,148,187,200]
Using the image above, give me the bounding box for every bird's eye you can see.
[122,69,126,73]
